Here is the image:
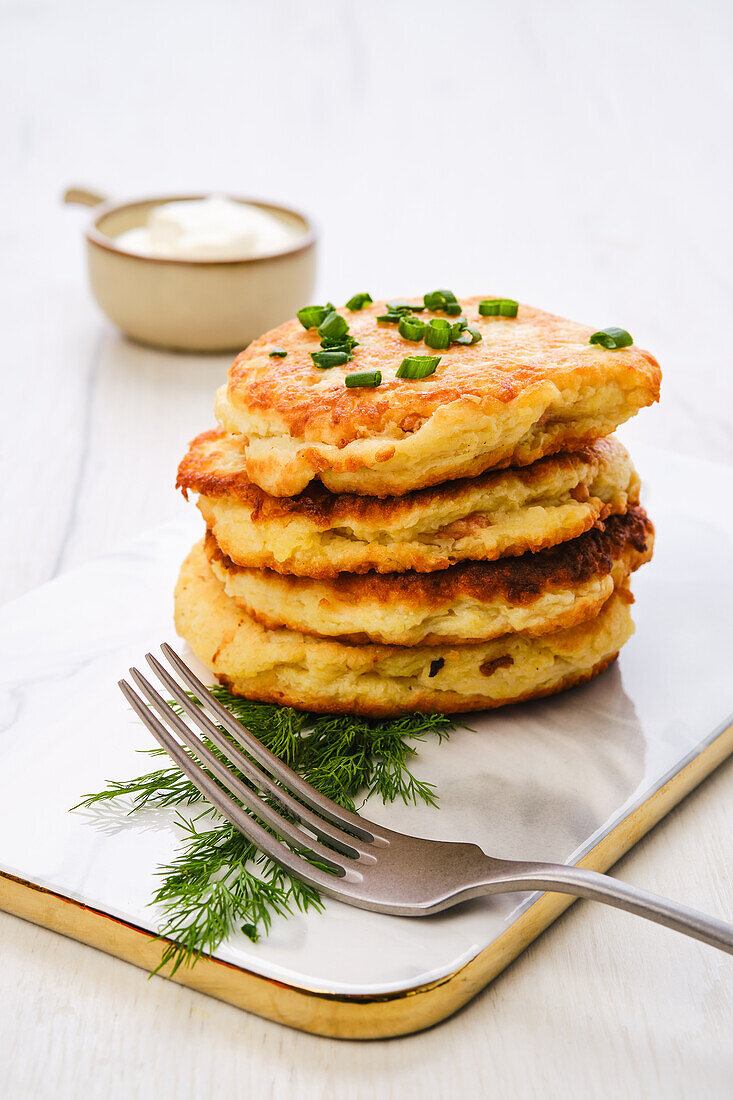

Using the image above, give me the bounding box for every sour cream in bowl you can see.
[115,194,302,261]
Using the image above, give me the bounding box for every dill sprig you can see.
[75,686,460,974]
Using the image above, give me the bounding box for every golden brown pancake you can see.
[179,431,639,576]
[205,507,653,645]
[174,541,635,717]
[214,296,660,496]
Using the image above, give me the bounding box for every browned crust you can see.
[479,655,515,677]
[178,429,627,521]
[221,297,661,446]
[216,653,620,718]
[207,506,654,611]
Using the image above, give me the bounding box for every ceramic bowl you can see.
[65,188,317,352]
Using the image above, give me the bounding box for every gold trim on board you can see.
[1,720,731,1040]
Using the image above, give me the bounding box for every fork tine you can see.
[118,680,345,896]
[144,653,367,858]
[127,668,352,873]
[160,643,380,841]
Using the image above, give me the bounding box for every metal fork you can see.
[118,645,733,955]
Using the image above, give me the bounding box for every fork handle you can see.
[484,862,733,954]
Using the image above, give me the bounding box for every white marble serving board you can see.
[0,444,731,997]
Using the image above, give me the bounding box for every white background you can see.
[1,1,732,1096]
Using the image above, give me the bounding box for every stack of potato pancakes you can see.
[175,294,660,717]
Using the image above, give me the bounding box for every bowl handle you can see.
[63,187,108,207]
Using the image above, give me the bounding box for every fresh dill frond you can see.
[74,687,462,974]
[71,765,202,813]
[150,814,324,975]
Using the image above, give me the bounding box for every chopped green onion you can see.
[424,317,451,350]
[454,326,482,345]
[398,314,426,341]
[423,288,460,313]
[450,317,468,340]
[478,298,518,318]
[388,300,425,313]
[345,370,382,388]
[320,334,359,351]
[589,327,633,350]
[423,291,444,311]
[396,354,441,379]
[268,347,287,358]
[318,310,349,341]
[297,304,331,329]
[310,350,350,369]
[344,292,373,311]
[376,312,403,323]
[321,347,356,360]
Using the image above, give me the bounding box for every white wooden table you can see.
[1,1,731,1096]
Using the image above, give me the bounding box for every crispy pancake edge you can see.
[213,297,660,496]
[174,542,635,717]
[223,297,660,444]
[205,508,653,645]
[181,433,640,576]
[209,506,653,609]
[217,655,621,718]
[178,429,625,520]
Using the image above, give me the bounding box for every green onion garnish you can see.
[423,288,460,313]
[376,312,403,323]
[268,347,287,358]
[310,350,350,369]
[424,318,451,350]
[320,334,359,351]
[388,300,425,313]
[297,304,332,329]
[345,370,382,388]
[450,317,468,340]
[478,298,518,318]
[318,310,349,341]
[344,292,373,311]
[454,327,482,345]
[396,355,441,379]
[398,314,426,341]
[589,327,633,350]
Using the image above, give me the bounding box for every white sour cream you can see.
[114,195,301,260]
